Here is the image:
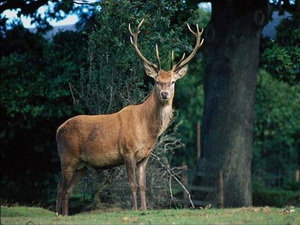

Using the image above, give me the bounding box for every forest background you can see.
[0,0,299,210]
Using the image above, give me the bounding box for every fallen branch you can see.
[150,153,195,208]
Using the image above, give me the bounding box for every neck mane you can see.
[140,89,174,137]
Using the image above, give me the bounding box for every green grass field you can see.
[1,205,299,225]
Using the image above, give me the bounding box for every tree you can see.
[199,0,269,207]
[193,0,298,207]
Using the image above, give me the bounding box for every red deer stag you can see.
[56,19,203,216]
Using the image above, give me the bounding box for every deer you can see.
[55,19,203,216]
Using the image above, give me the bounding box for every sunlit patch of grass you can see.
[1,206,54,218]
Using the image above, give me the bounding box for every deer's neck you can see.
[141,90,174,137]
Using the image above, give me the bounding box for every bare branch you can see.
[150,152,195,208]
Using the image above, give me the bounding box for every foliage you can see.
[252,70,300,188]
[2,206,300,225]
[0,25,87,204]
[260,14,300,84]
[74,0,205,113]
[173,59,205,169]
[253,189,300,207]
[251,12,300,194]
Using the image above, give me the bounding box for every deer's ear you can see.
[174,65,188,80]
[144,63,158,78]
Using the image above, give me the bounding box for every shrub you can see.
[253,189,300,207]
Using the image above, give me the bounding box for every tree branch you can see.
[150,152,195,208]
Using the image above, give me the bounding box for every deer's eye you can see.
[156,81,160,85]
[171,81,175,84]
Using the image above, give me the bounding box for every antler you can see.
[172,24,204,71]
[128,19,161,70]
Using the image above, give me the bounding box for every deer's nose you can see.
[161,92,169,100]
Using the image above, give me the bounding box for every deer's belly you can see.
[80,145,124,169]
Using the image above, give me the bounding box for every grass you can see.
[1,205,299,225]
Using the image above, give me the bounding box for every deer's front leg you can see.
[125,155,138,210]
[137,156,150,210]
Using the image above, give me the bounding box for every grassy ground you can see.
[1,205,299,225]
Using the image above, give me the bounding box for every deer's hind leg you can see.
[124,155,138,210]
[56,164,74,216]
[56,178,63,216]
[56,161,86,216]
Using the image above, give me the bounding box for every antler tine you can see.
[155,44,161,70]
[172,23,204,71]
[128,19,158,69]
[170,50,174,69]
[173,53,186,70]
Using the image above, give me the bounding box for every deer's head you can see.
[129,19,204,104]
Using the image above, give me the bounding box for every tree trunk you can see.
[196,0,269,207]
